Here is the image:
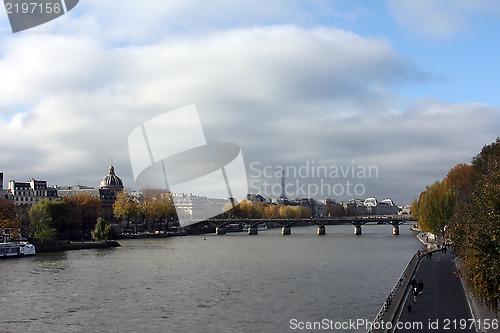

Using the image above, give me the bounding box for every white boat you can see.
[243,223,268,232]
[0,241,36,258]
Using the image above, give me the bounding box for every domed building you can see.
[99,164,124,221]
[100,165,124,195]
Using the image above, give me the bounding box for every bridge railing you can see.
[207,215,416,224]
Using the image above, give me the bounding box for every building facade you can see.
[172,193,231,223]
[0,171,6,199]
[7,178,58,205]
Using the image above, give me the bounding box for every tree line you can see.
[412,138,500,313]
[1,194,102,242]
[0,189,178,242]
[1,188,348,242]
[221,198,345,219]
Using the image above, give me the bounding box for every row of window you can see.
[13,191,56,196]
[15,197,34,202]
[13,186,46,190]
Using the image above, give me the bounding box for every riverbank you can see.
[415,231,499,326]
[35,240,121,253]
[368,245,424,332]
[370,231,498,333]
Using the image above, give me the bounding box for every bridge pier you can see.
[282,226,291,235]
[248,226,258,235]
[392,225,400,236]
[215,226,226,235]
[354,225,362,235]
[317,225,326,235]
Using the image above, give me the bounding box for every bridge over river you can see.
[205,215,417,236]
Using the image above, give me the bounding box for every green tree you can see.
[91,217,116,241]
[31,216,58,242]
[29,199,72,241]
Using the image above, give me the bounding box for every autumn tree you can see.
[278,205,302,219]
[263,204,280,219]
[153,193,176,231]
[444,163,476,197]
[413,181,456,235]
[113,190,140,232]
[222,200,239,218]
[225,200,260,219]
[238,200,264,219]
[15,204,31,239]
[298,205,312,218]
[138,189,176,231]
[325,199,345,217]
[416,138,500,312]
[448,138,500,312]
[0,199,21,239]
[64,194,102,240]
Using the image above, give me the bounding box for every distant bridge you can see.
[205,215,417,236]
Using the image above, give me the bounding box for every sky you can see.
[0,0,499,205]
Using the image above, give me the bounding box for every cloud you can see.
[242,99,499,201]
[38,0,346,44]
[387,0,500,37]
[0,21,498,204]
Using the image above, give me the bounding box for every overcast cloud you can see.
[0,1,499,204]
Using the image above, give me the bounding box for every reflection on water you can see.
[0,224,420,333]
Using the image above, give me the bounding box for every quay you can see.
[35,240,121,253]
[369,236,498,333]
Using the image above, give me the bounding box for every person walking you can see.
[412,286,419,303]
[417,280,424,294]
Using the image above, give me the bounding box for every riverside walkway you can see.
[395,251,474,333]
[370,246,499,333]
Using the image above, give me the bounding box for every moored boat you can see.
[243,223,268,232]
[0,241,36,258]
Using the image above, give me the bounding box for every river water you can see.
[1,224,420,333]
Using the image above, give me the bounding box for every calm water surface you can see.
[1,224,420,333]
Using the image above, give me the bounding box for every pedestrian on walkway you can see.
[417,280,424,294]
[411,277,417,290]
[412,287,419,303]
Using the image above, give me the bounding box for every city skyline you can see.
[1,164,403,207]
[1,1,499,205]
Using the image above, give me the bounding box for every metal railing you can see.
[367,252,421,333]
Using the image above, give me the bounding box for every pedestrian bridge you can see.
[206,215,417,236]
